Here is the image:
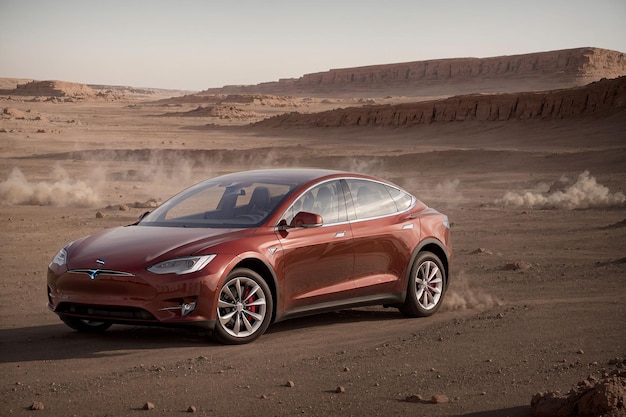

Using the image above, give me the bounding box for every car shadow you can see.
[266,307,404,335]
[0,323,215,364]
[0,307,404,364]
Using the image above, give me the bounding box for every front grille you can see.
[57,303,155,320]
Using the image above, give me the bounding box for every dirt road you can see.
[1,98,625,416]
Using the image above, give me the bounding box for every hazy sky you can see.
[1,0,625,91]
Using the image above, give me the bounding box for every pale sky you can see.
[1,0,625,91]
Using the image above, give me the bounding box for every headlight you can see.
[50,248,67,267]
[147,255,216,275]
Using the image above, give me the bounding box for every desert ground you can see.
[1,79,625,417]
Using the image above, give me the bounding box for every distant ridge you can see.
[254,76,626,128]
[0,80,193,99]
[204,47,626,97]
[5,80,96,98]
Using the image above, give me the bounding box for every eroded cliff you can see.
[255,76,626,128]
[208,48,626,97]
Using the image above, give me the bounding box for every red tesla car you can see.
[47,169,451,344]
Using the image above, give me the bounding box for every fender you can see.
[216,252,281,322]
[407,237,450,289]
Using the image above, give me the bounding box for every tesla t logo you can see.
[87,269,102,280]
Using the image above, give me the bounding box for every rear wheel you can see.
[213,268,273,345]
[60,316,112,333]
[400,251,446,317]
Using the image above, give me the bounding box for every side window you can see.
[386,185,413,211]
[346,179,398,219]
[283,180,346,225]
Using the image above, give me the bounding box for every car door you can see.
[274,180,355,315]
[344,178,416,298]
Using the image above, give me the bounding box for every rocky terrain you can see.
[0,47,625,416]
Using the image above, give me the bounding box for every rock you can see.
[285,380,295,388]
[503,261,532,271]
[431,394,449,404]
[187,405,197,413]
[473,248,493,255]
[577,379,624,417]
[134,199,159,208]
[30,401,45,410]
[530,374,625,417]
[335,386,345,393]
[531,391,567,417]
[143,402,155,410]
[95,211,105,218]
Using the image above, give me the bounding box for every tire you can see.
[60,316,113,333]
[213,268,273,345]
[400,251,446,317]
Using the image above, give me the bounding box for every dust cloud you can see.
[496,171,625,209]
[0,165,101,207]
[130,152,196,200]
[401,177,463,208]
[336,157,384,177]
[442,270,502,312]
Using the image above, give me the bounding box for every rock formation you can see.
[205,47,626,96]
[255,76,626,128]
[4,80,96,97]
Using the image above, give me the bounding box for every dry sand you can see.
[0,83,625,416]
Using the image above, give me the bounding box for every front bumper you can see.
[47,266,219,330]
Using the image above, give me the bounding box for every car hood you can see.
[66,225,251,272]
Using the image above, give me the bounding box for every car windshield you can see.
[138,178,295,228]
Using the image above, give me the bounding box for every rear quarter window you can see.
[346,179,400,219]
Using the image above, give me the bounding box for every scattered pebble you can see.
[335,386,345,393]
[143,402,155,410]
[30,401,44,410]
[431,394,449,403]
[502,261,532,271]
[472,247,493,255]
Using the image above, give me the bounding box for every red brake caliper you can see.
[242,288,257,323]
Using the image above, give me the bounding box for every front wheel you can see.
[213,268,273,345]
[400,251,446,317]
[60,316,113,333]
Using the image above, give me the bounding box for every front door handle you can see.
[335,231,346,238]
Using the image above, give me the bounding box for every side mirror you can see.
[290,211,323,228]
